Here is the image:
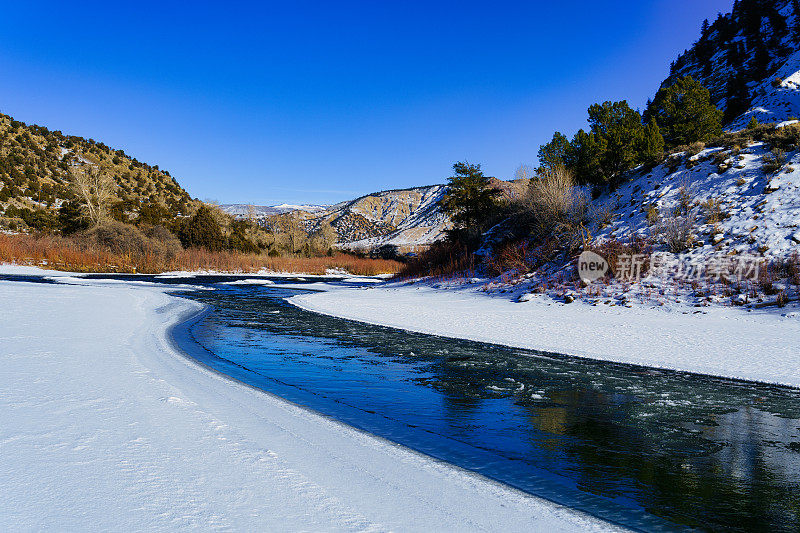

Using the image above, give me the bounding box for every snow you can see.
[592,142,800,260]
[728,48,800,130]
[272,203,328,213]
[218,278,276,285]
[0,269,614,532]
[289,281,800,389]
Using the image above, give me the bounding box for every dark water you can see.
[6,273,800,531]
[172,281,800,532]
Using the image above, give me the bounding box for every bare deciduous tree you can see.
[272,213,306,253]
[70,165,116,224]
[310,221,337,253]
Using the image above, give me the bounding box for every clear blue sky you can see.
[0,1,732,205]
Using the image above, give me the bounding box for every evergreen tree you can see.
[570,129,603,185]
[794,0,800,41]
[58,200,91,235]
[725,71,751,123]
[586,100,644,180]
[751,42,771,79]
[537,132,572,171]
[178,205,226,251]
[645,76,722,146]
[439,162,500,243]
[637,119,665,164]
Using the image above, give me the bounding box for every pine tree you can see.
[645,76,722,146]
[537,132,572,171]
[794,0,800,41]
[637,119,665,164]
[178,205,226,251]
[725,71,751,123]
[58,199,91,235]
[570,129,603,186]
[751,42,771,79]
[439,162,501,243]
[586,100,644,180]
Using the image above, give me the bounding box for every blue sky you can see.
[1,1,732,205]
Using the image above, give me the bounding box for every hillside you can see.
[661,0,800,125]
[303,185,451,251]
[593,124,800,261]
[0,112,195,230]
[220,203,327,221]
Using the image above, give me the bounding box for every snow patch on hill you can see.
[729,49,800,129]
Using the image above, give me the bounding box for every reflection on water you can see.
[4,270,793,530]
[173,283,799,531]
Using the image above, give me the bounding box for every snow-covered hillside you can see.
[220,203,327,220]
[594,132,800,261]
[300,185,452,250]
[729,49,800,129]
[664,0,800,127]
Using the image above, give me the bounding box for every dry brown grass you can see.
[396,240,475,280]
[0,233,401,276]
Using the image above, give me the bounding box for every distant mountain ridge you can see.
[219,203,327,220]
[302,185,451,251]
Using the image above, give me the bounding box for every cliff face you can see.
[302,185,451,250]
[660,0,800,127]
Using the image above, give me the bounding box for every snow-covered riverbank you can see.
[289,281,800,389]
[0,268,614,532]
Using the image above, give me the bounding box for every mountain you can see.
[660,0,800,127]
[219,203,327,220]
[302,185,451,252]
[0,112,195,226]
[240,178,528,253]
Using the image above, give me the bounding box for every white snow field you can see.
[289,282,800,389]
[0,272,616,532]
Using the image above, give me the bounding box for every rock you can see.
[517,293,534,303]
[792,232,800,244]
[733,293,748,306]
[713,233,724,244]
[764,179,780,193]
[563,292,576,304]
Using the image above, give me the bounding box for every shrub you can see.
[142,225,183,258]
[397,240,474,280]
[762,148,786,174]
[687,141,705,156]
[763,123,800,151]
[702,197,726,224]
[592,204,614,229]
[673,183,694,216]
[520,165,589,249]
[80,221,167,257]
[0,232,401,275]
[646,204,660,226]
[653,214,696,253]
[588,236,652,281]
